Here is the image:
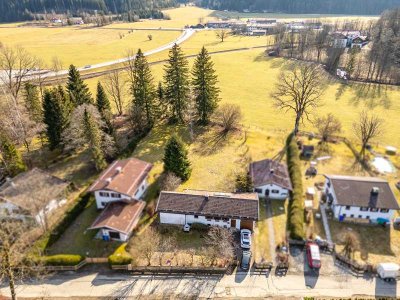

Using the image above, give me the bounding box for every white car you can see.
[183,224,191,232]
[240,229,252,249]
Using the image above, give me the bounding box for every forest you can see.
[197,0,400,15]
[0,0,178,22]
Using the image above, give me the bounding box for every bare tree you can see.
[216,29,230,42]
[353,111,384,160]
[105,69,126,116]
[158,235,177,266]
[51,56,63,84]
[129,226,161,266]
[161,172,182,191]
[314,113,342,143]
[123,49,136,87]
[205,227,234,265]
[271,63,325,135]
[342,231,360,259]
[214,103,242,135]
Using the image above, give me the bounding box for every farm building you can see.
[249,159,292,200]
[156,190,259,231]
[324,175,399,224]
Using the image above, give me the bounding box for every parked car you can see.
[377,263,399,281]
[306,242,321,269]
[241,250,252,270]
[240,229,252,249]
[183,224,191,232]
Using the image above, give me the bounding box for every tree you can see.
[66,64,92,106]
[192,47,220,125]
[342,231,360,259]
[105,69,126,116]
[131,48,157,128]
[271,64,325,135]
[353,111,384,160]
[314,113,342,143]
[0,133,27,176]
[129,226,161,266]
[346,48,359,78]
[24,82,43,123]
[42,86,71,150]
[63,104,115,171]
[163,44,190,123]
[216,29,230,42]
[235,172,253,192]
[205,227,234,265]
[161,172,182,191]
[96,82,114,134]
[214,103,242,134]
[163,135,191,181]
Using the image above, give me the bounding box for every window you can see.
[194,215,199,219]
[358,215,362,219]
[215,217,221,221]
[101,202,107,207]
[109,231,120,240]
[327,181,331,188]
[360,207,368,212]
[345,206,351,210]
[342,214,346,218]
[350,214,354,218]
[141,185,145,190]
[111,193,121,198]
[255,188,262,193]
[271,190,279,194]
[380,208,389,213]
[366,216,370,219]
[99,192,110,197]
[370,208,379,212]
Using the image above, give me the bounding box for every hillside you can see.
[0,0,178,23]
[197,0,400,15]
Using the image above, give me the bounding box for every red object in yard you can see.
[306,242,321,269]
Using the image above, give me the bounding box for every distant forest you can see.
[197,0,400,15]
[0,0,178,23]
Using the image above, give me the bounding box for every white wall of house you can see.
[133,178,148,200]
[254,184,289,200]
[334,38,347,48]
[159,212,239,229]
[99,228,128,242]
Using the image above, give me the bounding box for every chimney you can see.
[270,168,275,174]
[105,177,112,185]
[116,166,122,174]
[371,187,380,195]
[369,187,379,208]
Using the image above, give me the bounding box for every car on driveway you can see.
[183,224,191,232]
[241,250,252,270]
[240,229,252,249]
[306,242,321,269]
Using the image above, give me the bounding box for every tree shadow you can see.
[348,83,392,109]
[335,83,348,100]
[192,127,238,156]
[375,277,397,298]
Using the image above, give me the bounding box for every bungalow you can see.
[87,158,152,241]
[156,190,259,231]
[351,36,369,49]
[0,168,70,226]
[324,175,399,223]
[249,159,292,200]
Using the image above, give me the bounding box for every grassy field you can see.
[0,26,180,67]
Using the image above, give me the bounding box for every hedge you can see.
[108,254,133,266]
[286,134,305,240]
[42,254,84,266]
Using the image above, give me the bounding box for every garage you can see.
[240,219,254,231]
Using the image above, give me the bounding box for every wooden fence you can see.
[111,265,228,275]
[43,257,108,271]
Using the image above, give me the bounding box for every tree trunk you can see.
[294,114,301,135]
[4,249,17,300]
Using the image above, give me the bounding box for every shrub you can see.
[191,223,209,233]
[108,254,132,265]
[43,254,84,266]
[286,134,305,240]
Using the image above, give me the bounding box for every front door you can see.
[231,219,236,228]
[265,189,270,197]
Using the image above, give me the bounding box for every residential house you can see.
[324,175,399,223]
[88,158,152,241]
[249,159,292,200]
[206,21,231,28]
[248,18,277,24]
[0,168,70,226]
[351,36,369,49]
[156,190,259,231]
[331,32,348,48]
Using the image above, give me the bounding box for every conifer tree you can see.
[24,82,43,123]
[163,135,191,181]
[0,133,27,176]
[163,44,190,123]
[42,86,71,150]
[131,48,157,128]
[96,81,114,134]
[83,108,107,171]
[67,64,92,106]
[192,47,220,125]
[235,172,253,192]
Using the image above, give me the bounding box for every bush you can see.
[43,254,84,266]
[108,254,132,265]
[286,134,305,240]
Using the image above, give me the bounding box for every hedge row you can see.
[286,134,305,240]
[42,254,84,266]
[108,254,133,266]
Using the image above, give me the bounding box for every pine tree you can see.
[163,44,190,123]
[96,81,114,134]
[67,64,92,106]
[23,82,42,123]
[131,48,157,128]
[83,108,107,171]
[42,86,71,150]
[235,172,253,193]
[192,47,220,125]
[163,135,191,181]
[0,133,27,177]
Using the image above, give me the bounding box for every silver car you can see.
[240,229,252,249]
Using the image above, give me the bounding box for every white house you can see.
[88,158,152,241]
[0,168,70,227]
[156,190,259,231]
[324,175,399,223]
[249,159,292,200]
[331,32,348,48]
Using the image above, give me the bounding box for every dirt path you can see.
[265,199,276,261]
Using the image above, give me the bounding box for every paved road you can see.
[0,270,398,299]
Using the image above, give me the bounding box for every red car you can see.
[306,242,321,269]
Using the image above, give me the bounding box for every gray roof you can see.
[326,175,399,210]
[249,159,292,190]
[156,190,259,220]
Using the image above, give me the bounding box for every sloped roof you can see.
[88,158,152,198]
[249,159,292,191]
[326,175,399,210]
[89,200,145,235]
[0,168,70,213]
[156,190,259,220]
